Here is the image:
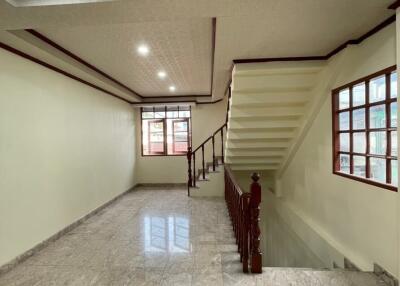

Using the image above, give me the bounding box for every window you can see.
[332,66,397,191]
[141,106,191,156]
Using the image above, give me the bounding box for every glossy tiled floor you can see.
[0,186,390,286]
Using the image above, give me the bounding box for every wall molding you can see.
[0,184,139,276]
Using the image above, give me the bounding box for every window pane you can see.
[340,133,349,152]
[339,154,350,173]
[142,112,154,118]
[155,111,166,118]
[354,156,366,177]
[149,142,164,153]
[174,121,188,132]
[353,108,365,130]
[391,72,397,99]
[167,111,179,118]
[369,76,386,103]
[353,83,365,106]
[179,111,190,118]
[370,131,386,155]
[391,102,397,128]
[370,157,386,183]
[391,131,397,157]
[174,132,188,142]
[150,133,163,142]
[339,89,350,109]
[339,112,349,130]
[149,122,163,132]
[391,160,398,186]
[353,132,366,153]
[369,105,386,129]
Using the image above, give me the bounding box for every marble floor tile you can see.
[0,187,391,286]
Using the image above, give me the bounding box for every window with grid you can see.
[141,106,191,156]
[332,66,398,191]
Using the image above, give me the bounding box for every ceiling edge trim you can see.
[233,14,396,64]
[388,1,400,9]
[0,41,135,104]
[26,29,144,99]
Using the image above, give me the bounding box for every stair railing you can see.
[187,123,227,195]
[224,165,262,273]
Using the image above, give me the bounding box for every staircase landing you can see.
[0,186,390,285]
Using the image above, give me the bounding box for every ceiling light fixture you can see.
[137,45,149,56]
[158,71,167,79]
[169,86,176,92]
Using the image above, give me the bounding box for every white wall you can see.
[0,48,137,266]
[278,23,398,275]
[135,98,227,184]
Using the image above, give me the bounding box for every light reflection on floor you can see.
[144,216,190,253]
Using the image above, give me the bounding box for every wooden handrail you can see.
[224,165,262,273]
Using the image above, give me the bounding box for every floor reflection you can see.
[144,215,190,253]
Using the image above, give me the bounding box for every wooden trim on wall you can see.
[0,41,135,104]
[388,1,400,9]
[26,29,144,99]
[233,15,396,64]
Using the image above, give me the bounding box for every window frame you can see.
[141,106,192,157]
[332,65,397,192]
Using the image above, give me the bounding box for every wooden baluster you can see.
[221,128,224,163]
[193,152,196,187]
[187,147,192,196]
[249,173,262,274]
[202,145,206,179]
[212,135,216,171]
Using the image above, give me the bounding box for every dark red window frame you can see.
[332,65,398,192]
[141,106,192,156]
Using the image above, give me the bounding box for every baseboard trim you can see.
[373,263,398,286]
[0,184,138,276]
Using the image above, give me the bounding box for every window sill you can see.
[333,171,398,192]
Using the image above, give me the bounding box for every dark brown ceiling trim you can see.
[210,17,216,95]
[388,1,400,9]
[25,29,144,99]
[233,56,326,64]
[197,98,223,105]
[0,41,134,104]
[233,14,396,64]
[144,94,211,99]
[130,98,223,105]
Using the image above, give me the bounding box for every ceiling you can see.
[0,0,395,101]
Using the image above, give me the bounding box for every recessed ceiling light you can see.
[158,71,167,79]
[169,86,176,92]
[137,45,149,56]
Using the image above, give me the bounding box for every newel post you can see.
[187,147,193,192]
[250,173,262,273]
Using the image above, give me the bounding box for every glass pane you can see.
[154,111,166,118]
[370,157,386,183]
[150,133,163,142]
[339,154,350,173]
[173,121,188,132]
[179,111,190,118]
[354,156,366,177]
[369,75,386,103]
[353,132,366,153]
[370,131,386,155]
[353,108,365,130]
[340,133,349,152]
[353,83,365,106]
[339,112,349,130]
[391,160,398,186]
[174,133,188,142]
[142,112,154,119]
[391,131,397,157]
[149,142,164,154]
[391,72,397,99]
[167,111,179,118]
[339,89,350,109]
[369,105,386,129]
[173,141,188,153]
[391,102,397,128]
[149,121,164,132]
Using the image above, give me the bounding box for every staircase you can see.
[226,61,326,171]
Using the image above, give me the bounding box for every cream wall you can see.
[278,23,398,276]
[135,98,227,184]
[0,48,137,266]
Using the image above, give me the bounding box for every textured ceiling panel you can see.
[38,19,212,96]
